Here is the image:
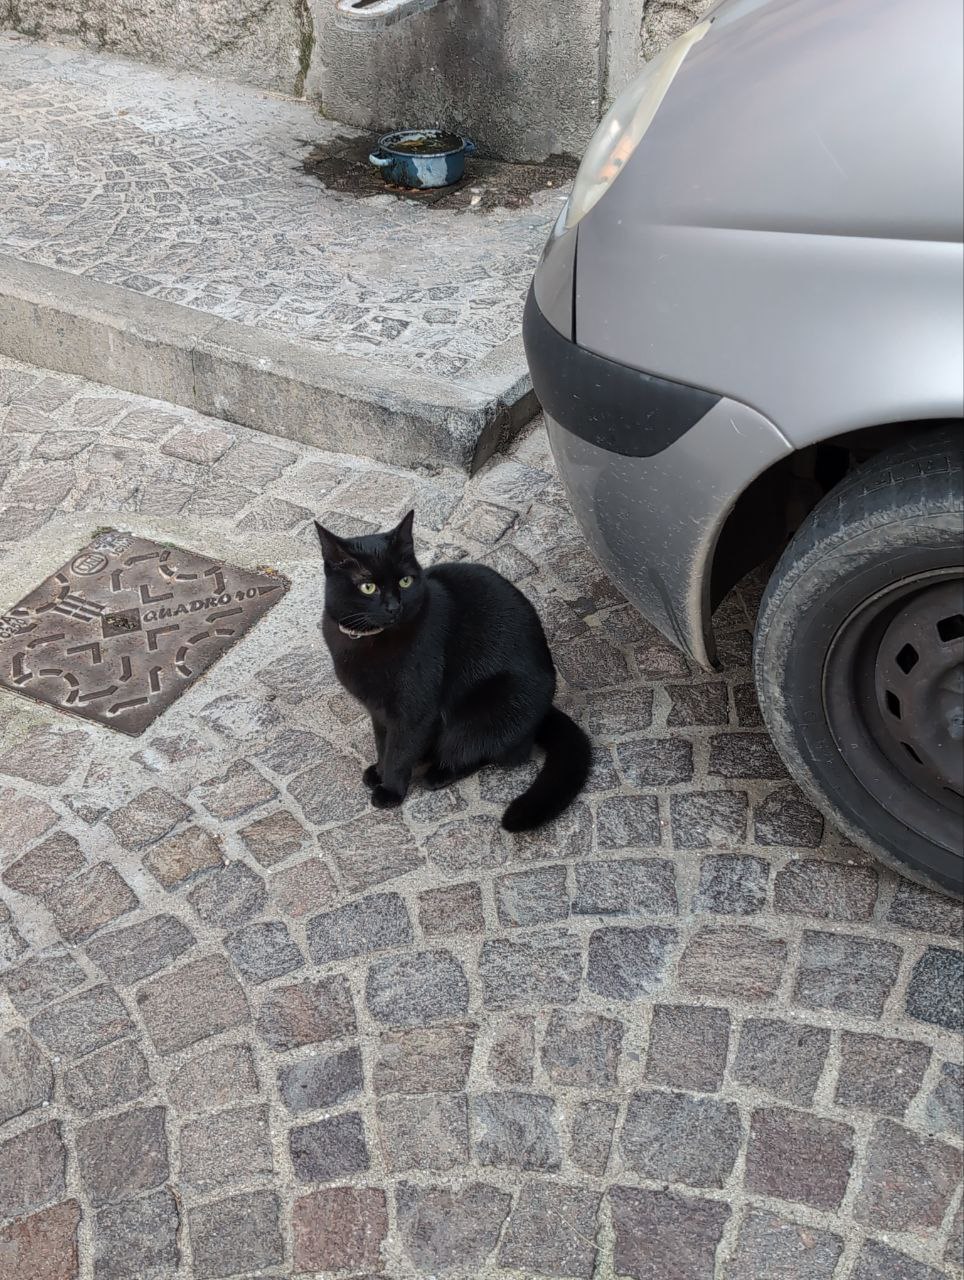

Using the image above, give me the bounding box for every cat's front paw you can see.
[362,764,381,789]
[371,784,404,809]
[423,765,454,791]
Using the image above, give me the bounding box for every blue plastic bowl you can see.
[369,129,476,189]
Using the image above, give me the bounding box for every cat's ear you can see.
[314,521,356,568]
[391,509,416,549]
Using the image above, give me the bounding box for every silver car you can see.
[524,0,964,896]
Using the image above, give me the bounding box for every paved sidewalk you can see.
[0,355,962,1279]
[0,35,558,467]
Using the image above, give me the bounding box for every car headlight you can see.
[564,19,711,230]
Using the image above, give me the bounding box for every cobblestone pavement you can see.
[1,354,962,1279]
[0,35,562,385]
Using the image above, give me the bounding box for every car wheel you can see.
[754,426,964,899]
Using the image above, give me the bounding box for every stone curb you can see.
[0,253,538,474]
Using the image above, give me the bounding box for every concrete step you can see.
[0,35,560,472]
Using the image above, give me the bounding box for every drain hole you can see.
[902,741,923,765]
[937,614,964,642]
[885,690,901,718]
[896,643,919,673]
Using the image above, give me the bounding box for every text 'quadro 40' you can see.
[0,530,289,735]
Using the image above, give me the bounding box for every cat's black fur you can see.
[315,510,591,831]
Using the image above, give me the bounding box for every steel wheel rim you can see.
[823,568,964,856]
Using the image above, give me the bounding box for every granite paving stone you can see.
[417,882,485,935]
[645,1004,730,1093]
[573,858,677,916]
[569,1098,619,1176]
[850,1241,947,1280]
[744,1107,855,1210]
[794,931,902,1018]
[293,1186,388,1275]
[186,861,267,928]
[395,1181,509,1273]
[671,790,749,849]
[142,826,225,888]
[136,954,249,1054]
[480,931,584,1008]
[43,864,138,944]
[30,986,133,1059]
[308,892,413,963]
[620,1090,742,1189]
[278,1046,364,1113]
[0,1121,67,1221]
[905,946,964,1031]
[372,1025,477,1096]
[542,1010,623,1087]
[376,1093,470,1171]
[609,1186,730,1280]
[2,833,85,897]
[753,784,826,846]
[586,926,676,1000]
[924,1062,964,1138]
[774,859,879,921]
[224,920,303,983]
[165,1043,260,1113]
[834,1032,931,1117]
[680,925,787,1001]
[731,1018,830,1106]
[85,914,194,985]
[256,975,356,1050]
[694,854,770,915]
[267,858,338,918]
[62,1040,152,1116]
[855,1119,960,1231]
[487,1016,535,1085]
[498,1181,601,1278]
[92,1189,179,1280]
[188,1191,284,1279]
[0,1028,53,1124]
[472,1092,562,1171]
[3,949,87,1016]
[0,356,960,1278]
[179,1104,274,1191]
[725,1209,843,1280]
[75,1106,169,1206]
[289,1110,371,1182]
[0,1199,81,1280]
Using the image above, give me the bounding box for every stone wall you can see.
[1,0,312,94]
[2,0,716,160]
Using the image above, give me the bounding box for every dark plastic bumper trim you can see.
[523,285,721,458]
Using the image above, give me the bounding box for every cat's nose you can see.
[385,598,400,617]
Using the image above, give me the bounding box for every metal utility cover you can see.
[0,530,289,736]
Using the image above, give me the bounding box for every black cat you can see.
[315,510,591,830]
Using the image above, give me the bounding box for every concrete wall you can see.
[2,0,716,160]
[309,0,607,162]
[2,0,312,94]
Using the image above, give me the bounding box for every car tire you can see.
[754,425,964,899]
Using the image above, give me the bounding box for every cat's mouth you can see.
[338,622,385,639]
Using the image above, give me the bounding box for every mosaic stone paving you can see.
[0,355,961,1278]
[0,532,287,735]
[0,34,564,386]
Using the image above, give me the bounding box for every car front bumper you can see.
[524,286,793,667]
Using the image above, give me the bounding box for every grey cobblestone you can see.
[0,358,960,1278]
[732,1018,830,1106]
[621,1090,742,1189]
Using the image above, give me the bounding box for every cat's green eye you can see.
[399,575,414,590]
[359,582,377,596]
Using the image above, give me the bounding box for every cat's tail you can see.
[502,706,592,832]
